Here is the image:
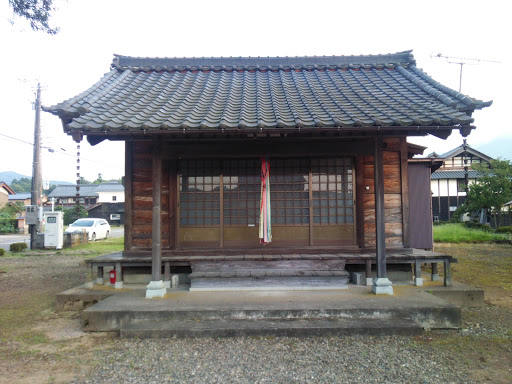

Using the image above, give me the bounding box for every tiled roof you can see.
[48,184,99,198]
[43,51,492,134]
[431,170,481,180]
[48,183,125,197]
[8,193,31,200]
[429,144,493,161]
[95,183,124,192]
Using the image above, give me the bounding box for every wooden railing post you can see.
[146,139,167,298]
[372,136,393,295]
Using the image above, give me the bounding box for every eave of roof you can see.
[43,51,492,142]
[431,170,482,179]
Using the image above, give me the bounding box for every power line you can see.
[0,132,124,170]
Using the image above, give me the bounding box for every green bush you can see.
[0,223,15,233]
[10,242,28,253]
[496,226,512,234]
[0,218,17,234]
[434,223,510,243]
[463,222,493,232]
[0,248,5,256]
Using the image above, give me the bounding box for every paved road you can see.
[109,226,124,238]
[0,227,124,251]
[0,234,30,251]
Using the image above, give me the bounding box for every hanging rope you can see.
[76,143,81,213]
[462,139,469,196]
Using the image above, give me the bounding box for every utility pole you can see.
[30,83,42,249]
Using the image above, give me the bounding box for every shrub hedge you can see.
[10,242,28,252]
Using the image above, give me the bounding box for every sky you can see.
[1,0,510,184]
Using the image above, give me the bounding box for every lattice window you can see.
[223,159,260,225]
[312,158,354,224]
[269,159,310,225]
[179,160,221,226]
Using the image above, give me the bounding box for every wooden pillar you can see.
[146,140,167,298]
[365,259,372,286]
[115,262,123,289]
[414,260,423,286]
[124,141,133,252]
[400,138,410,248]
[164,261,171,288]
[152,146,162,282]
[431,263,440,281]
[168,160,177,250]
[372,136,393,295]
[85,263,94,288]
[374,136,386,278]
[97,266,104,284]
[444,259,452,286]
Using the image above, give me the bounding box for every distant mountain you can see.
[0,171,73,187]
[475,136,512,160]
[0,171,28,184]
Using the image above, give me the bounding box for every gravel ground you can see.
[73,336,472,384]
[2,250,511,384]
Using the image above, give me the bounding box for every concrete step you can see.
[82,289,461,332]
[120,317,424,339]
[189,259,349,291]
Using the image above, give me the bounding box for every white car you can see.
[65,218,111,241]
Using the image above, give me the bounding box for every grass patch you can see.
[435,243,512,299]
[69,236,123,258]
[433,223,511,243]
[2,236,124,259]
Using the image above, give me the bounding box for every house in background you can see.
[0,182,15,208]
[48,182,124,208]
[95,182,125,203]
[8,193,32,206]
[48,182,125,224]
[428,145,492,222]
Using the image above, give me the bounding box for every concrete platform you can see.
[56,285,116,311]
[81,285,461,337]
[120,318,424,339]
[422,281,485,307]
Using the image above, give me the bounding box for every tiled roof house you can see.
[428,144,493,221]
[48,183,124,207]
[44,51,491,297]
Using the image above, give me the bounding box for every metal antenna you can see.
[430,53,500,92]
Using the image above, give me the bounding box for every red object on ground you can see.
[109,270,116,284]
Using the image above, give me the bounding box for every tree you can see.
[8,0,59,34]
[462,158,512,227]
[93,173,103,184]
[10,177,32,193]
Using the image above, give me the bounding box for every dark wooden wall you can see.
[129,141,171,249]
[408,161,433,249]
[125,137,409,252]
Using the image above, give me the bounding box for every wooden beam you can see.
[308,160,314,246]
[400,137,410,248]
[168,160,177,250]
[159,140,374,159]
[151,140,163,281]
[355,156,365,248]
[374,136,387,278]
[124,141,133,252]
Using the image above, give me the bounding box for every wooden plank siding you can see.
[362,138,404,247]
[131,141,171,249]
